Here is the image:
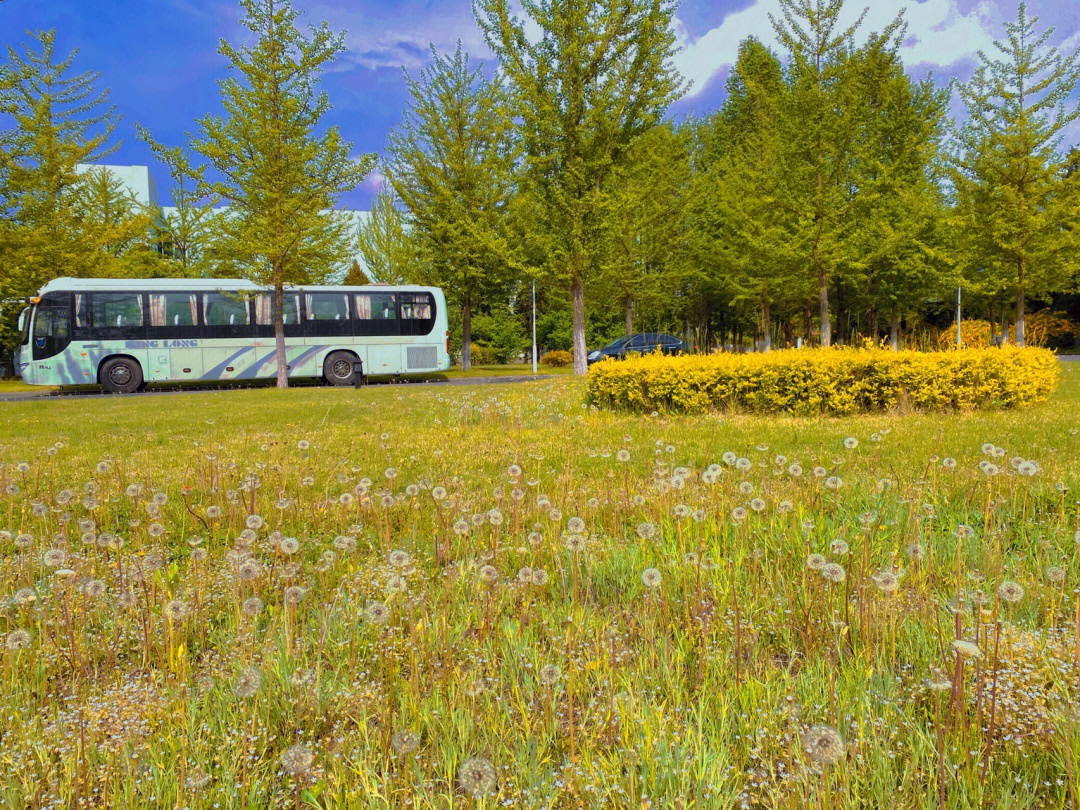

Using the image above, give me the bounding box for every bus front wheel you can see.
[324,351,360,386]
[100,357,143,394]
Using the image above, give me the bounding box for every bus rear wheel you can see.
[324,352,360,386]
[100,357,142,394]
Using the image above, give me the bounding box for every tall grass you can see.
[0,367,1077,808]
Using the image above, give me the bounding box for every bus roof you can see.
[37,277,443,296]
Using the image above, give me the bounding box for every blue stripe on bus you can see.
[205,348,251,379]
[238,345,327,379]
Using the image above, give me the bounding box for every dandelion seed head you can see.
[457,756,496,799]
[803,725,845,765]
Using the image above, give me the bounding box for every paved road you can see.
[0,374,553,402]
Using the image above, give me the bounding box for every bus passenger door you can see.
[146,293,203,380]
[354,292,401,375]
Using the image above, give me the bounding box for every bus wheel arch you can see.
[323,350,361,386]
[98,355,143,394]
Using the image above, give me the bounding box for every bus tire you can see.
[323,351,359,386]
[100,357,143,394]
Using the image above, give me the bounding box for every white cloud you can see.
[308,2,490,71]
[674,0,1003,97]
[360,166,387,192]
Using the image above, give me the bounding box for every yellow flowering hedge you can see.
[586,346,1060,415]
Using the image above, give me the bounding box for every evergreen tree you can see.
[600,124,693,337]
[356,187,421,285]
[711,38,799,350]
[342,260,370,286]
[849,39,952,347]
[386,43,516,369]
[770,0,904,345]
[953,2,1080,346]
[73,166,157,276]
[0,29,120,346]
[189,0,375,387]
[476,0,683,374]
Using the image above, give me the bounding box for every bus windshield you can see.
[19,307,31,345]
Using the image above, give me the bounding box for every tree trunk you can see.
[761,301,772,352]
[571,275,587,376]
[836,276,847,345]
[867,307,879,345]
[1015,261,1026,347]
[274,281,288,389]
[461,298,472,370]
[803,300,813,344]
[818,268,831,346]
[988,305,996,345]
[624,294,633,336]
[889,309,900,351]
[1000,314,1010,346]
[783,318,794,349]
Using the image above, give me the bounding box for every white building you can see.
[75,164,158,207]
[80,163,371,275]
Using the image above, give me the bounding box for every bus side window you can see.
[254,293,301,326]
[150,294,198,327]
[91,293,144,331]
[399,293,435,336]
[306,293,349,321]
[204,294,249,333]
[354,293,397,336]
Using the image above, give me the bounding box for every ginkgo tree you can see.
[188,0,375,388]
[952,2,1080,346]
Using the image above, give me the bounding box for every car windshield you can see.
[604,337,631,350]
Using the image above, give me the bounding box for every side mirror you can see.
[17,309,26,332]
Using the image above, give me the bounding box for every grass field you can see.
[0,365,1078,808]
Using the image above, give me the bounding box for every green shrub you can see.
[540,350,572,367]
[586,346,1060,415]
[467,342,498,366]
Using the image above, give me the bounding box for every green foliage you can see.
[137,126,219,277]
[466,341,497,366]
[341,261,369,286]
[536,308,573,353]
[470,307,528,364]
[769,0,906,346]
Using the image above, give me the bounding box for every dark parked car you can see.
[587,333,686,364]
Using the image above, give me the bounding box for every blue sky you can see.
[3,0,1079,208]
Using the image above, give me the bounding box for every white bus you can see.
[15,277,451,392]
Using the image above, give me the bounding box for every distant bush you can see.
[467,342,498,366]
[1026,310,1080,351]
[540,350,572,367]
[938,320,992,348]
[586,346,1059,415]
